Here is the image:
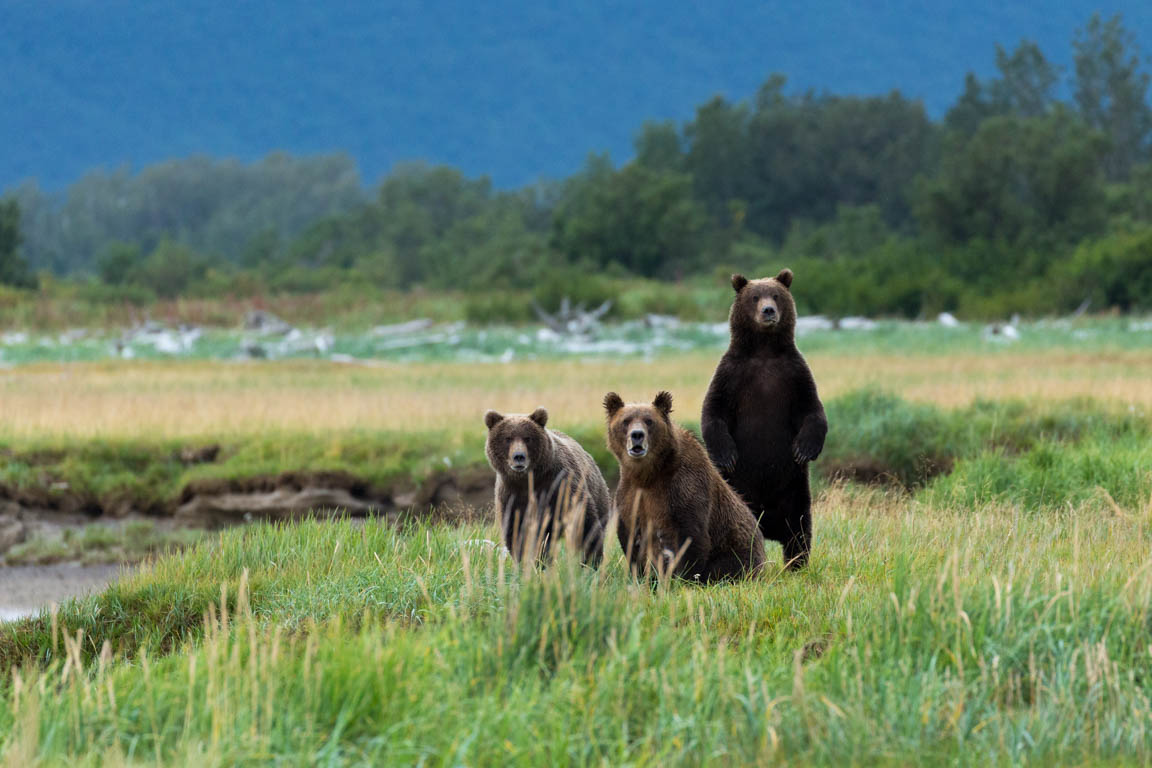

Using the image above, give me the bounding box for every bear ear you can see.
[484,410,504,430]
[603,392,624,418]
[775,268,793,289]
[731,274,749,293]
[529,407,548,428]
[653,390,673,417]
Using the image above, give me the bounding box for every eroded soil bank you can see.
[1,467,495,561]
[0,468,496,618]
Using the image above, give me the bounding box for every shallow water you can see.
[0,563,121,622]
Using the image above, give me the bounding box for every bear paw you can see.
[792,434,823,464]
[709,443,739,474]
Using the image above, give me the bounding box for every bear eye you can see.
[644,417,653,427]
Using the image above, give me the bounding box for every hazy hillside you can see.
[2,1,1150,190]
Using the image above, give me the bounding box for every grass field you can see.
[3,345,1152,440]
[2,333,1152,764]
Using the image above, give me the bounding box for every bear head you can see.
[603,391,676,468]
[729,268,796,342]
[484,407,552,479]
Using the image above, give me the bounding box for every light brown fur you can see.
[485,407,610,566]
[604,391,765,582]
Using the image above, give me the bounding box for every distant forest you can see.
[2,13,1152,319]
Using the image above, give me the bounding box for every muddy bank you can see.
[172,468,493,527]
[0,468,496,563]
[0,563,122,621]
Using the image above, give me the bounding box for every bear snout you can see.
[508,439,529,472]
[627,426,648,458]
[756,298,779,325]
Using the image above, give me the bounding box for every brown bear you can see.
[484,407,611,566]
[604,391,765,582]
[701,269,827,569]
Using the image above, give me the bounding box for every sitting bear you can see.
[604,391,765,582]
[701,269,827,569]
[484,407,610,566]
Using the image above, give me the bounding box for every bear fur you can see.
[604,391,765,582]
[484,407,611,566]
[701,269,827,569]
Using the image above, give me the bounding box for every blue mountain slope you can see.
[2,1,1150,189]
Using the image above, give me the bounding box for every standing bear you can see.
[701,269,827,569]
[604,391,765,582]
[484,407,611,566]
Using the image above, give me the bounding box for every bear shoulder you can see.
[547,429,612,517]
[549,429,597,472]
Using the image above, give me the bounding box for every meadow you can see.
[2,321,1152,764]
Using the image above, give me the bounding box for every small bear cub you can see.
[484,407,611,566]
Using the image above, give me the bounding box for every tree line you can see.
[2,13,1151,319]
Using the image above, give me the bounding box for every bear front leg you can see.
[792,409,828,464]
[662,508,712,581]
[631,527,693,580]
[702,550,754,582]
[618,521,655,579]
[702,413,738,475]
[664,534,712,582]
[501,499,527,562]
[578,511,605,568]
[703,424,738,475]
[701,372,738,473]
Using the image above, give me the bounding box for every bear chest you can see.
[732,362,796,421]
[619,483,673,533]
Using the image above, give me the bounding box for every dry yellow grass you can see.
[2,348,1151,440]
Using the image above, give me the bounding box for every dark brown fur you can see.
[701,269,827,569]
[604,391,765,582]
[484,407,611,566]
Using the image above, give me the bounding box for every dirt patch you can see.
[820,456,954,489]
[176,470,392,527]
[0,484,104,518]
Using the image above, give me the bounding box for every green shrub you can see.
[71,279,157,306]
[531,266,618,314]
[1057,227,1152,312]
[821,391,964,486]
[923,434,1152,511]
[463,292,536,324]
[265,264,351,294]
[820,391,1150,492]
